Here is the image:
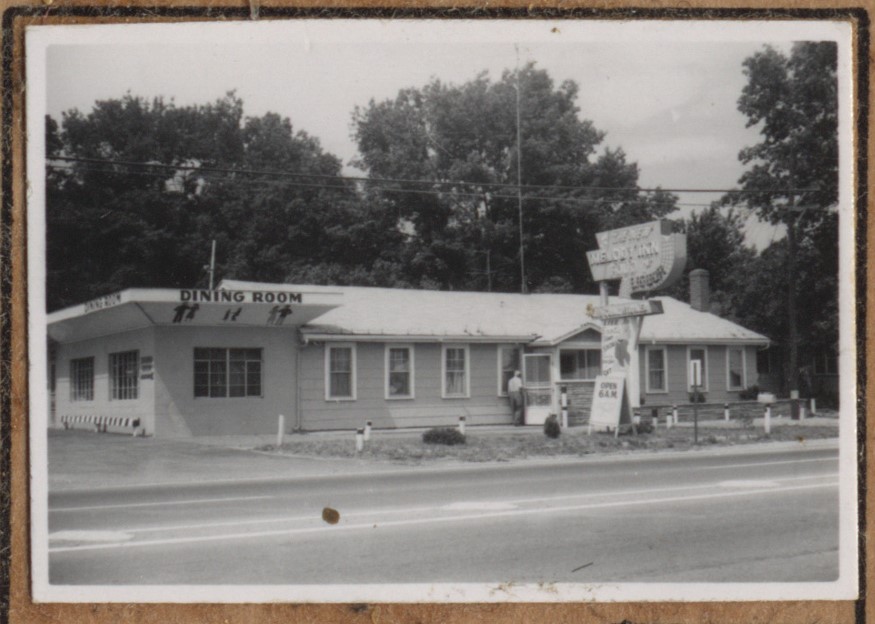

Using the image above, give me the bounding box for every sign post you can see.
[586,219,686,435]
[689,360,701,445]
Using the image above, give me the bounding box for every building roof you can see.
[219,280,769,346]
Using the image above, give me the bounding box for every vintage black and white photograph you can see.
[26,18,858,602]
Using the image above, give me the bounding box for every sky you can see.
[37,19,849,249]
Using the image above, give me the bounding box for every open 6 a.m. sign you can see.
[589,375,631,433]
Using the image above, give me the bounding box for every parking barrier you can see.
[61,414,142,436]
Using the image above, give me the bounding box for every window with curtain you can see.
[443,346,468,397]
[387,346,413,398]
[727,348,745,390]
[327,345,354,399]
[647,348,667,392]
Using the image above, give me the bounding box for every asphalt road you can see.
[47,445,839,585]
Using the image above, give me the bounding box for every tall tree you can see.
[351,64,676,294]
[666,205,757,321]
[45,94,386,310]
[728,42,839,394]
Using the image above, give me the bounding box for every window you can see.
[442,345,469,398]
[498,346,521,396]
[559,349,601,381]
[195,348,262,398]
[727,347,746,390]
[325,344,356,400]
[386,346,414,399]
[110,350,139,400]
[646,347,667,393]
[813,351,838,375]
[687,347,708,390]
[70,357,94,401]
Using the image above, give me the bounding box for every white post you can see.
[560,387,569,429]
[800,404,807,419]
[724,403,730,422]
[458,416,466,435]
[672,405,679,426]
[811,398,817,415]
[276,414,285,448]
[665,408,672,430]
[364,420,372,441]
[355,428,364,452]
[764,405,771,434]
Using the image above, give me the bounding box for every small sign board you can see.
[589,299,664,320]
[689,360,702,387]
[589,375,632,433]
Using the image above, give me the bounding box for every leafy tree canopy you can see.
[46,93,382,310]
[351,64,677,293]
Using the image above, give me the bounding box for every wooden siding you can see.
[300,342,514,430]
[639,344,758,406]
[52,327,157,434]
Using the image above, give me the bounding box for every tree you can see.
[666,205,757,321]
[45,94,391,310]
[351,64,677,294]
[728,42,839,394]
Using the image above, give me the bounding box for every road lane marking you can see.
[49,494,274,513]
[49,480,838,553]
[49,530,133,543]
[69,472,839,536]
[442,502,518,511]
[719,480,781,488]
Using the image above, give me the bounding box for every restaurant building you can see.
[47,276,769,437]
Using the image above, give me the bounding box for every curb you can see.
[52,436,840,494]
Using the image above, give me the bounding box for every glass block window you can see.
[110,350,139,400]
[70,357,94,402]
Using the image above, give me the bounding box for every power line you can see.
[45,162,719,209]
[47,155,822,196]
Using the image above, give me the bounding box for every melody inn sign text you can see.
[586,219,687,297]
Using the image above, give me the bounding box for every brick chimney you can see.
[689,268,710,312]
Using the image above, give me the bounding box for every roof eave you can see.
[300,332,539,344]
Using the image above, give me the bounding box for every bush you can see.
[543,414,561,439]
[688,390,707,404]
[738,385,760,401]
[422,427,466,445]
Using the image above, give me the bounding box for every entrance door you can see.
[523,353,553,425]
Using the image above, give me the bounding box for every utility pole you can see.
[786,162,799,398]
[515,44,526,294]
[208,239,216,290]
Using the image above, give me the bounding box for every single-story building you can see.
[47,276,769,437]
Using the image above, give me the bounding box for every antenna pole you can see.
[515,45,526,294]
[209,239,216,290]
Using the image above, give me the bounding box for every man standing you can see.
[508,370,525,426]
